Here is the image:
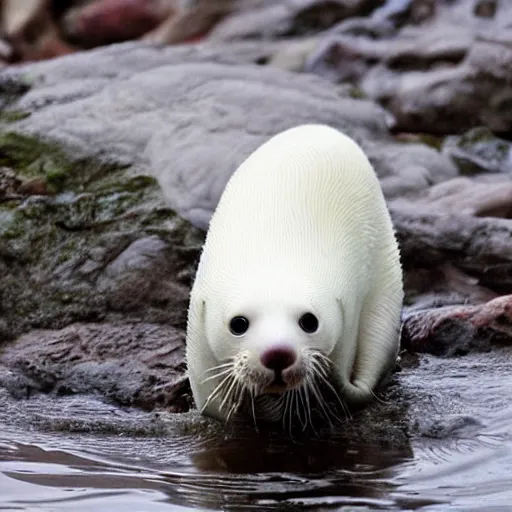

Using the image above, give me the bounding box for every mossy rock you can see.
[0,130,204,342]
[443,126,512,175]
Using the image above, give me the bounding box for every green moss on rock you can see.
[0,110,31,123]
[0,130,203,342]
[0,132,74,190]
[444,126,512,175]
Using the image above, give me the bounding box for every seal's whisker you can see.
[309,379,335,429]
[250,388,258,431]
[310,356,329,375]
[282,391,291,432]
[276,392,287,422]
[151,381,176,392]
[202,372,233,413]
[222,387,238,418]
[202,376,230,411]
[295,388,307,431]
[287,391,294,437]
[201,368,233,384]
[370,388,389,405]
[220,373,240,411]
[309,352,332,379]
[226,380,246,423]
[304,352,338,427]
[281,392,288,430]
[297,386,308,432]
[202,362,234,375]
[315,370,350,421]
[303,385,317,435]
[226,399,238,423]
[291,390,298,432]
[308,351,350,422]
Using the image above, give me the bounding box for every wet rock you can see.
[0,39,13,65]
[402,263,499,314]
[389,172,512,309]
[0,166,21,197]
[305,0,474,72]
[392,206,512,299]
[304,35,378,83]
[383,27,512,134]
[143,0,233,45]
[267,36,320,72]
[365,138,457,199]
[0,322,191,411]
[402,294,512,356]
[209,0,382,41]
[3,0,50,40]
[0,42,455,231]
[392,176,512,218]
[371,0,436,29]
[443,127,512,176]
[63,0,174,47]
[0,139,203,340]
[303,0,512,134]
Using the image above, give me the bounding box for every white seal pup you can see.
[186,124,403,428]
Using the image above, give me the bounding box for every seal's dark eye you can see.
[229,316,249,336]
[299,312,318,333]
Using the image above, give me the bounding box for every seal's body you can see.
[186,124,403,426]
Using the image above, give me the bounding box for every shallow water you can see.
[1,348,511,511]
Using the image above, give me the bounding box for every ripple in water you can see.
[0,348,511,511]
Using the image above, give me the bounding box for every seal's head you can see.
[201,278,344,420]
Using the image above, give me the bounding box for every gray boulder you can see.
[4,41,456,230]
[304,0,512,133]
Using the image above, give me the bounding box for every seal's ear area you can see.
[334,297,346,334]
[335,297,344,317]
[186,297,204,358]
[187,297,205,334]
[186,297,219,415]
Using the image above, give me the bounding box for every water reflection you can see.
[1,348,512,511]
[175,426,413,510]
[1,426,413,511]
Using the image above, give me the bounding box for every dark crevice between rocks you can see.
[0,74,33,115]
[287,0,385,37]
[386,50,467,72]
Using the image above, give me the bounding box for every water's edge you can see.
[1,348,511,511]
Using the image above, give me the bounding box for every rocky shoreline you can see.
[0,1,511,435]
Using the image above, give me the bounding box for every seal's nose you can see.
[260,346,296,372]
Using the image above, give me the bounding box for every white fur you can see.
[186,124,403,422]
